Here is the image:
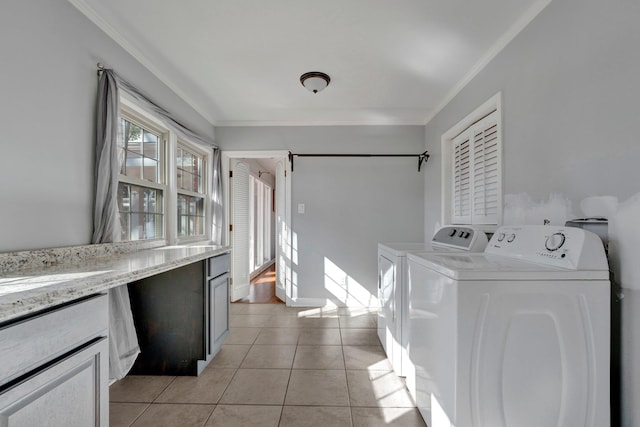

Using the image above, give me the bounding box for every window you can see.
[116,98,212,243]
[249,175,273,273]
[177,145,206,238]
[118,115,166,241]
[442,93,502,228]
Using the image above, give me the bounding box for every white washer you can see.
[378,226,488,398]
[407,225,610,427]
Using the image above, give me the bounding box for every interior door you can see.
[230,159,250,301]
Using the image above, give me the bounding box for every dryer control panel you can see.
[431,226,488,252]
[485,225,608,270]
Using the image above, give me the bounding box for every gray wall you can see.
[423,0,640,424]
[216,126,425,306]
[424,0,640,238]
[0,0,214,252]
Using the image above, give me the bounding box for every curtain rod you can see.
[287,150,429,172]
[95,62,218,149]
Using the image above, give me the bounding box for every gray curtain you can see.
[93,69,140,381]
[92,70,121,244]
[212,148,224,245]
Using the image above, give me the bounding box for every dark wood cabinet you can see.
[128,253,230,375]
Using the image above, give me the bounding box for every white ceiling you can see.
[71,0,548,126]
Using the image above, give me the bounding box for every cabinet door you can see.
[0,337,108,427]
[209,273,229,356]
[213,273,230,345]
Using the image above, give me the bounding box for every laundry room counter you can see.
[0,241,230,323]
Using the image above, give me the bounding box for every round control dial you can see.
[545,232,566,251]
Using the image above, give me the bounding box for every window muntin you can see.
[117,113,166,242]
[118,183,164,241]
[177,194,204,237]
[121,118,161,183]
[177,146,203,193]
[176,144,206,239]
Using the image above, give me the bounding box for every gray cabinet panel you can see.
[0,338,108,427]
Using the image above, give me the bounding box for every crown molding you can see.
[214,118,427,127]
[68,0,216,126]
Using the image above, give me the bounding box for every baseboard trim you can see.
[231,284,250,302]
[250,259,275,280]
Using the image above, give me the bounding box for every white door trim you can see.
[222,150,292,305]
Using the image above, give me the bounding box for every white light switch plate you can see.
[298,203,305,214]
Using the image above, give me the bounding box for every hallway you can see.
[237,264,282,304]
[109,304,425,426]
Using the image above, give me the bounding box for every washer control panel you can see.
[485,225,608,270]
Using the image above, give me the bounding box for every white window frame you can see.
[118,93,213,245]
[441,92,503,231]
[118,100,168,242]
[176,139,209,243]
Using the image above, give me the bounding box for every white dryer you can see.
[407,225,610,427]
[378,226,488,398]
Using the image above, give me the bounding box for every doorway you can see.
[222,151,292,305]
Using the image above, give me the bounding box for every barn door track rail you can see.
[287,150,429,172]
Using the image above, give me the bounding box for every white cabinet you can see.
[0,294,109,426]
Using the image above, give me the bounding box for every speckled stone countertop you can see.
[0,242,230,323]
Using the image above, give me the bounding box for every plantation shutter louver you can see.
[472,114,499,224]
[452,135,472,224]
[451,110,499,225]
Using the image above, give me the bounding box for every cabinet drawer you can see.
[0,337,108,426]
[207,253,230,278]
[0,294,108,386]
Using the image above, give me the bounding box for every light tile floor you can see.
[110,304,426,427]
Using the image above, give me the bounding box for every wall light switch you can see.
[298,203,305,214]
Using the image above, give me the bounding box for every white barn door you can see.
[230,160,250,301]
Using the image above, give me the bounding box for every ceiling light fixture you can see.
[300,71,330,94]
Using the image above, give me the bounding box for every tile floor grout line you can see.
[198,404,217,427]
[342,345,353,410]
[149,376,178,405]
[124,402,151,427]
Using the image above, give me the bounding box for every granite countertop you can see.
[0,243,231,323]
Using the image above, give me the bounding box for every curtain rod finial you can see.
[97,63,105,77]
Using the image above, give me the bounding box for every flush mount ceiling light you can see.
[300,71,330,94]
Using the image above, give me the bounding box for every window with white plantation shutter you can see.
[449,109,501,226]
